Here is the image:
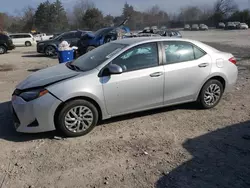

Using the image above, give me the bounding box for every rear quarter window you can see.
[193,46,206,59]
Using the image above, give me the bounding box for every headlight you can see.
[19,89,48,102]
[38,43,44,46]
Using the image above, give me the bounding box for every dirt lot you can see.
[0,30,250,188]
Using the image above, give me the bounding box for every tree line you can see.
[0,0,249,33]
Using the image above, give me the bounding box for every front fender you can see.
[46,72,111,120]
[59,91,110,120]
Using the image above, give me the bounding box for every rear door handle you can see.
[198,63,209,67]
[150,72,163,77]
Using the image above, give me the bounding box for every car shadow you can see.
[27,68,43,72]
[156,120,250,188]
[22,54,58,59]
[0,100,201,142]
[0,101,56,142]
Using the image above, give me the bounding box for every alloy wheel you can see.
[204,84,221,106]
[64,106,94,133]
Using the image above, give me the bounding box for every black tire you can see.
[45,46,56,56]
[198,79,224,109]
[87,46,95,52]
[25,41,32,46]
[0,45,7,54]
[56,99,99,137]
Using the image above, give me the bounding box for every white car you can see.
[239,23,249,29]
[9,33,36,46]
[199,24,209,30]
[34,33,54,42]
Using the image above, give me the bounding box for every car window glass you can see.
[112,42,158,72]
[71,43,127,71]
[75,31,83,38]
[194,46,206,59]
[62,33,75,39]
[23,35,31,38]
[163,41,195,64]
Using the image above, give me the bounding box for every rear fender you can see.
[194,72,228,100]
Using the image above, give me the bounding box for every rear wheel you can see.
[56,99,99,137]
[198,79,224,109]
[0,45,7,54]
[45,46,56,56]
[25,41,32,46]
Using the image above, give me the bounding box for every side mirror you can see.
[107,64,123,74]
[100,64,123,77]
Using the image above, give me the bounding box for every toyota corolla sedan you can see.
[12,37,238,137]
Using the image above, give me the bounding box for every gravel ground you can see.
[0,31,250,188]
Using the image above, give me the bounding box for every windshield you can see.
[94,28,114,37]
[53,33,64,40]
[70,42,128,71]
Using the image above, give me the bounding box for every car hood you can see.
[38,39,57,44]
[16,63,80,90]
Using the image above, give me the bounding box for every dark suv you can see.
[37,30,86,56]
[0,33,15,54]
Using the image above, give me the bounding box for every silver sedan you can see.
[12,37,238,137]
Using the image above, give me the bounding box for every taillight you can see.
[229,57,237,64]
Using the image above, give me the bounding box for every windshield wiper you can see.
[66,62,81,71]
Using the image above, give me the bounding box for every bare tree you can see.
[22,6,35,32]
[73,0,95,29]
[199,5,214,20]
[214,0,238,17]
[179,6,203,22]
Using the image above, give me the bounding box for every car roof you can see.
[112,37,219,53]
[9,33,32,35]
[113,37,192,45]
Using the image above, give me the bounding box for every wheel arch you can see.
[54,96,103,127]
[195,74,227,100]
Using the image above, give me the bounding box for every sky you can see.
[0,0,249,16]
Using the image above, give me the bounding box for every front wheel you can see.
[25,41,32,46]
[0,45,7,54]
[198,79,224,109]
[56,100,99,137]
[45,46,56,56]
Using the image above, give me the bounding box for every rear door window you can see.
[163,41,195,64]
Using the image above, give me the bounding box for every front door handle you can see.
[150,72,163,77]
[198,63,209,67]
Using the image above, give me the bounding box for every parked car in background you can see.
[234,22,241,28]
[138,28,182,38]
[225,22,236,30]
[218,22,225,29]
[184,24,191,30]
[238,23,249,29]
[77,27,119,55]
[0,33,15,54]
[9,33,36,46]
[34,33,54,42]
[191,24,199,31]
[199,24,208,30]
[161,30,182,38]
[12,37,238,137]
[37,30,86,56]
